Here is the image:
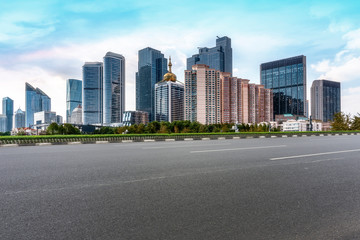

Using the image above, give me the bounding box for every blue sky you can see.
[1,0,360,117]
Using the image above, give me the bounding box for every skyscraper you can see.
[311,80,341,122]
[260,55,306,119]
[83,62,103,125]
[136,47,168,121]
[14,108,25,128]
[25,83,51,127]
[103,52,125,124]
[155,57,184,122]
[187,36,232,74]
[2,97,14,131]
[185,64,221,124]
[71,105,82,124]
[66,79,82,123]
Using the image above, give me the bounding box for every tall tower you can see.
[103,52,125,124]
[155,57,184,122]
[82,62,103,125]
[184,64,221,124]
[14,108,25,128]
[25,83,51,127]
[311,80,341,122]
[66,79,82,123]
[136,47,168,122]
[187,36,232,75]
[2,97,14,131]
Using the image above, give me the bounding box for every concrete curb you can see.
[1,133,359,147]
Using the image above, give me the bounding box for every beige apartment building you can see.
[185,64,273,125]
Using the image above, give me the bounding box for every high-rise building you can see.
[83,62,103,125]
[0,114,7,132]
[66,79,82,123]
[136,47,168,121]
[185,64,221,124]
[56,115,63,124]
[311,80,341,122]
[187,36,232,75]
[2,97,14,131]
[260,55,306,119]
[122,111,149,126]
[155,57,184,122]
[71,105,82,124]
[25,83,51,127]
[220,73,273,124]
[14,108,25,128]
[103,52,125,124]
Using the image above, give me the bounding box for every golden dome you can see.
[162,56,177,82]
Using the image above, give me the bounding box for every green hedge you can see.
[1,130,359,142]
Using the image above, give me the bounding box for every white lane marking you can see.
[310,157,344,163]
[190,145,286,153]
[2,156,349,196]
[143,143,230,150]
[270,149,360,161]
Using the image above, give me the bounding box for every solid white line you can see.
[144,139,155,142]
[270,149,360,161]
[184,138,193,141]
[165,139,175,141]
[96,141,109,144]
[68,142,81,145]
[190,145,286,153]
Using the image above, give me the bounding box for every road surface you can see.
[1,135,360,239]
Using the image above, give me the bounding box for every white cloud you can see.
[342,88,360,115]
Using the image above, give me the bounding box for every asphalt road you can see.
[1,135,360,239]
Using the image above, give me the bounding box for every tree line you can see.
[44,121,278,135]
[331,112,360,131]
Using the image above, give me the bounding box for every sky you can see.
[1,0,360,118]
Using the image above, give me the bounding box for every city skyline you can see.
[1,1,360,118]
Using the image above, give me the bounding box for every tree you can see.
[331,112,351,131]
[159,122,170,133]
[47,122,59,135]
[351,113,360,130]
[63,124,81,134]
[189,121,201,133]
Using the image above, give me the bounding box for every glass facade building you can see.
[0,115,6,132]
[103,52,125,124]
[136,47,167,122]
[311,80,341,122]
[25,83,51,127]
[155,81,184,122]
[187,36,232,75]
[83,62,103,125]
[14,108,25,128]
[260,55,306,119]
[2,97,14,131]
[66,79,82,123]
